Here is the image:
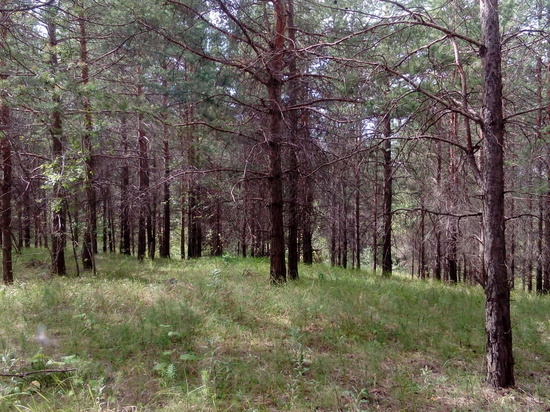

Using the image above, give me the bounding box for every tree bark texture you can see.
[355,167,361,269]
[0,17,12,284]
[267,0,287,284]
[160,139,171,258]
[79,10,97,264]
[48,15,66,276]
[381,114,392,276]
[187,187,202,258]
[302,183,314,265]
[480,0,515,388]
[137,109,149,262]
[1,101,12,284]
[120,117,131,255]
[211,200,223,256]
[286,0,299,280]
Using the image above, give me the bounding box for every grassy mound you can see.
[0,249,548,411]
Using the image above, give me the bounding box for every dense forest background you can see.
[0,0,548,391]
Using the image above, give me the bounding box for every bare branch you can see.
[0,1,55,13]
[0,368,76,378]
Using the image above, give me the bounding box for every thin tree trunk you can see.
[434,141,442,280]
[187,187,202,258]
[381,113,392,276]
[537,200,543,292]
[148,158,156,260]
[435,228,442,281]
[342,185,348,269]
[161,139,171,258]
[301,109,314,265]
[480,0,514,388]
[448,220,458,283]
[78,10,97,268]
[0,17,12,284]
[23,186,31,248]
[47,14,66,276]
[102,193,108,253]
[108,195,115,252]
[186,107,202,259]
[137,97,149,262]
[241,179,248,257]
[66,208,80,277]
[119,116,131,255]
[286,0,299,280]
[180,128,186,260]
[330,220,337,267]
[373,159,379,273]
[211,200,223,256]
[355,168,361,269]
[180,179,186,260]
[302,184,314,265]
[1,106,12,284]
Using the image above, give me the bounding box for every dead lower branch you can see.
[0,368,77,378]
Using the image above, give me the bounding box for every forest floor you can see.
[0,249,548,411]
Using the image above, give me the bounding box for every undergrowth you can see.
[0,249,548,411]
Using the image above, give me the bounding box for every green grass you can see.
[0,249,548,411]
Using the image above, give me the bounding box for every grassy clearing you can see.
[0,249,548,411]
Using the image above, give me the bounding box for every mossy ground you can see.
[0,249,548,411]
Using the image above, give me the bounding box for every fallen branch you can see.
[0,368,76,378]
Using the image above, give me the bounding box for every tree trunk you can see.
[187,187,202,258]
[434,141,442,280]
[448,220,458,283]
[119,116,131,255]
[23,185,31,248]
[108,195,115,252]
[1,104,12,284]
[355,166,361,269]
[240,179,248,257]
[330,220,337,266]
[341,185,348,269]
[302,183,314,265]
[480,0,514,388]
[137,107,149,262]
[0,17,12,284]
[434,228,442,280]
[286,0,299,280]
[300,109,314,265]
[267,0,287,284]
[79,10,97,268]
[148,161,155,260]
[537,200,543,292]
[102,194,108,253]
[180,170,186,260]
[48,14,66,276]
[160,139,171,258]
[381,113,392,276]
[373,159,379,273]
[419,208,426,279]
[211,200,223,256]
[186,106,202,259]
